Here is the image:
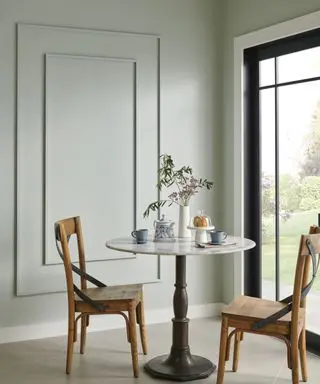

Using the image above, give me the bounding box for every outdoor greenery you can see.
[299,101,320,177]
[262,101,320,292]
[261,174,320,216]
[262,209,320,291]
[300,176,320,210]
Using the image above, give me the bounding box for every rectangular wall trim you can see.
[16,23,161,296]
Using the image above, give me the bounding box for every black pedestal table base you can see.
[144,352,215,381]
[144,255,216,381]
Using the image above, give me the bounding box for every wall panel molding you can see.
[43,53,138,265]
[16,23,161,296]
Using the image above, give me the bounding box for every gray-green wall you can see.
[0,0,223,340]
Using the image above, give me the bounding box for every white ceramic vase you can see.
[178,205,191,238]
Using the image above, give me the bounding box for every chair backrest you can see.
[55,216,107,313]
[291,227,320,332]
[54,216,88,309]
[301,225,320,308]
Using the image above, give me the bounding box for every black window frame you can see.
[244,26,320,356]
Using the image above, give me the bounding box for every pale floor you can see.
[0,317,319,384]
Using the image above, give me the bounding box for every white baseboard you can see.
[0,302,223,344]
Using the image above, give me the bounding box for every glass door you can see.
[244,28,320,354]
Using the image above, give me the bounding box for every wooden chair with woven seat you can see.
[54,216,147,378]
[216,225,320,384]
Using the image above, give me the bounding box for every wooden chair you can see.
[216,225,320,384]
[54,216,147,378]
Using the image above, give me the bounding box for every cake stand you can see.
[187,225,215,243]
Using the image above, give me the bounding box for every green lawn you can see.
[262,209,320,291]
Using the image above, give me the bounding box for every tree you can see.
[279,174,301,212]
[299,176,320,211]
[261,173,301,218]
[261,174,275,217]
[300,101,320,177]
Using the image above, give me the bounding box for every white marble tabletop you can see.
[105,236,256,256]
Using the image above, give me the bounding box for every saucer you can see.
[209,240,226,245]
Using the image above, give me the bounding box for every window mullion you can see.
[275,57,280,302]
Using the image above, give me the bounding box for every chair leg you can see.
[80,314,88,354]
[225,335,231,361]
[66,318,75,374]
[73,319,77,342]
[136,300,148,355]
[299,328,308,382]
[128,307,139,378]
[287,344,292,369]
[216,316,229,384]
[291,341,300,384]
[232,331,241,372]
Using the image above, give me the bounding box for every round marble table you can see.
[106,236,255,381]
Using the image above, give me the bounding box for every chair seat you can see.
[215,229,320,384]
[222,295,305,325]
[75,284,143,303]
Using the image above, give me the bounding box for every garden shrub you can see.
[299,176,320,210]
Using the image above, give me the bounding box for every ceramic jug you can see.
[153,214,175,242]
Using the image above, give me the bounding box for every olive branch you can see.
[143,154,213,218]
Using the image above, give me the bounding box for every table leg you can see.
[144,255,216,381]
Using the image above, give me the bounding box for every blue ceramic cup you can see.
[209,230,228,244]
[131,229,148,244]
